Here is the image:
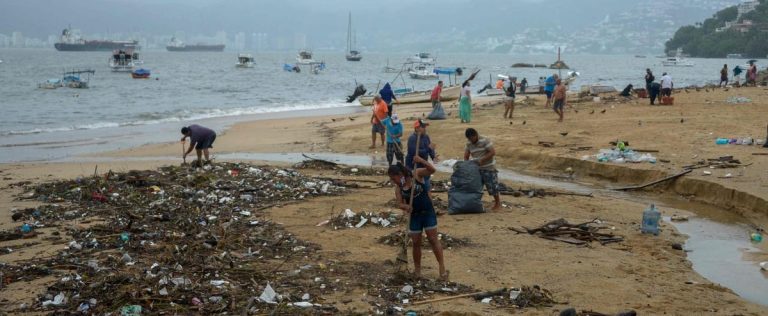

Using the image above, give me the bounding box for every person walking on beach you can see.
[464,128,501,211]
[552,78,567,122]
[733,65,743,87]
[520,78,528,94]
[458,80,473,123]
[406,119,438,192]
[503,77,516,119]
[388,157,447,280]
[720,64,729,88]
[431,81,443,109]
[747,61,758,86]
[180,124,217,166]
[660,72,673,97]
[648,82,661,105]
[544,74,558,108]
[382,113,404,165]
[379,83,399,117]
[645,69,655,91]
[370,96,388,149]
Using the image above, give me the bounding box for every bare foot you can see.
[439,270,450,282]
[368,145,375,149]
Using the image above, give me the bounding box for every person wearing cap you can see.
[180,124,217,166]
[370,95,388,149]
[406,119,438,191]
[381,113,404,165]
[464,128,501,210]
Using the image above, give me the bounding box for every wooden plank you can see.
[541,235,587,245]
[613,169,692,191]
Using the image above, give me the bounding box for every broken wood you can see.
[633,149,659,153]
[512,218,623,246]
[538,141,555,148]
[300,153,338,166]
[613,169,691,191]
[752,153,768,156]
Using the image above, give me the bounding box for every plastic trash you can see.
[760,261,768,270]
[259,283,277,303]
[42,292,66,307]
[290,302,313,308]
[481,297,492,304]
[751,232,763,243]
[119,304,142,316]
[401,285,414,294]
[641,204,661,235]
[715,138,729,145]
[354,217,368,228]
[20,223,32,233]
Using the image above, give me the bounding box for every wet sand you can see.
[2,86,768,314]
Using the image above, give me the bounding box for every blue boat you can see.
[131,68,150,79]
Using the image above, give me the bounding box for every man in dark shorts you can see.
[181,124,217,166]
[464,128,501,210]
[552,78,566,122]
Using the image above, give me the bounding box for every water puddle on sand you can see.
[69,152,768,305]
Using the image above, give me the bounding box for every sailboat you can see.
[345,12,362,61]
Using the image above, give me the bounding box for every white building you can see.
[234,32,246,50]
[11,32,23,48]
[737,1,759,17]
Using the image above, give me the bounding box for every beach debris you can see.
[328,209,402,229]
[497,183,592,198]
[683,156,743,169]
[760,261,768,271]
[510,218,623,245]
[726,96,751,104]
[377,231,471,249]
[670,215,689,222]
[594,148,657,164]
[4,162,355,314]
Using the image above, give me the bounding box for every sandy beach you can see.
[2,86,768,315]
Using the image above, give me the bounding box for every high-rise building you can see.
[234,32,246,50]
[11,32,24,48]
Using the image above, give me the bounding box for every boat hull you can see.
[359,85,461,106]
[346,55,362,61]
[166,45,225,52]
[55,41,138,51]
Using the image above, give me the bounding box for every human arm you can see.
[183,141,196,158]
[413,155,436,180]
[464,149,470,161]
[394,185,411,213]
[477,146,496,166]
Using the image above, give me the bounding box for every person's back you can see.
[544,76,556,92]
[553,83,566,100]
[661,75,672,89]
[188,124,214,143]
[373,99,388,123]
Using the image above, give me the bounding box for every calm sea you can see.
[0,48,762,162]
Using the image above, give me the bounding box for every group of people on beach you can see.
[368,80,506,279]
[721,61,759,87]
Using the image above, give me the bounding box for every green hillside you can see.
[665,0,768,58]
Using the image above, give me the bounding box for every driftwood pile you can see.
[683,156,746,170]
[510,218,623,246]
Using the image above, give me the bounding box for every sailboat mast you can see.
[347,12,352,53]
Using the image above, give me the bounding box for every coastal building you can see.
[737,0,759,17]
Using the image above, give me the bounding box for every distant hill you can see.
[665,0,768,58]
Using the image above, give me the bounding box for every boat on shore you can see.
[166,37,224,52]
[236,54,255,68]
[345,12,362,62]
[358,85,460,106]
[131,68,151,79]
[55,26,138,51]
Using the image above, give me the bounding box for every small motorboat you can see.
[109,49,139,72]
[408,63,438,80]
[131,68,151,79]
[296,50,316,65]
[406,52,435,63]
[38,78,62,89]
[236,54,255,68]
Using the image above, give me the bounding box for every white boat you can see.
[662,57,694,67]
[345,12,362,62]
[359,85,460,106]
[109,49,139,72]
[296,50,316,65]
[406,52,435,63]
[236,54,255,68]
[726,53,743,59]
[662,48,694,67]
[408,63,438,80]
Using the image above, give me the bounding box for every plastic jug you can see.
[641,204,661,235]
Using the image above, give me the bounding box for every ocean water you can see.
[0,48,762,162]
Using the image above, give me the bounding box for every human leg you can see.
[410,233,423,277]
[424,228,447,280]
[386,142,394,165]
[481,170,501,210]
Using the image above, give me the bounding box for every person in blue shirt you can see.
[382,113,404,165]
[544,74,558,108]
[406,119,438,192]
[379,83,400,117]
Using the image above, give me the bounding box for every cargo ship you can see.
[54,27,139,51]
[166,37,225,52]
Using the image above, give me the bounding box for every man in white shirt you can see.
[660,72,673,97]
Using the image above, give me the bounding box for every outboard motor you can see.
[477,83,492,94]
[346,84,367,103]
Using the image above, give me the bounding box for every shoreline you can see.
[2,88,768,313]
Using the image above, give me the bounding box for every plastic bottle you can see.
[751,231,763,243]
[641,204,661,235]
[715,138,729,145]
[20,223,32,233]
